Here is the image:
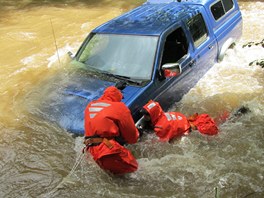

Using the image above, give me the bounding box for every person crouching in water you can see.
[140,100,218,142]
[83,86,140,175]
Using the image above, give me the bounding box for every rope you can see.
[45,150,86,196]
[67,152,85,177]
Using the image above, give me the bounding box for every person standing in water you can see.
[83,86,140,175]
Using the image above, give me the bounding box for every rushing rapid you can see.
[0,1,263,197]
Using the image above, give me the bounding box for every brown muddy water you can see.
[0,0,263,197]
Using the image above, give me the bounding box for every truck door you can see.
[152,26,195,110]
[186,12,218,79]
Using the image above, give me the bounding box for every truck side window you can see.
[222,0,234,12]
[161,27,188,65]
[187,14,208,48]
[211,0,234,20]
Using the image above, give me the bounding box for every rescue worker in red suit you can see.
[83,86,139,175]
[140,100,218,142]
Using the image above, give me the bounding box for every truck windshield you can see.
[77,33,158,80]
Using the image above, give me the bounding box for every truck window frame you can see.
[160,27,188,66]
[187,13,208,48]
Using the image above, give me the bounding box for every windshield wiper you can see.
[101,71,143,85]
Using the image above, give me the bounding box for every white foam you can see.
[47,43,80,67]
[21,54,37,65]
[81,22,91,30]
[7,31,36,41]
[186,44,264,98]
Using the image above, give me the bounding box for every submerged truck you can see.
[46,0,242,134]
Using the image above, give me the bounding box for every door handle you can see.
[208,45,214,49]
[189,59,196,67]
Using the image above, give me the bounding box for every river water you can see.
[0,0,263,197]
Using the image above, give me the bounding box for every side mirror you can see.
[162,63,182,77]
[67,51,74,59]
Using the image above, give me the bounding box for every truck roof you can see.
[92,0,205,36]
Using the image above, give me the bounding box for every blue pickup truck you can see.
[46,0,242,135]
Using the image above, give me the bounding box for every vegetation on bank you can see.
[243,39,264,68]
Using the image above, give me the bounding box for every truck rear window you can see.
[211,0,234,20]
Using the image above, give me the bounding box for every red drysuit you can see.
[84,86,139,174]
[142,100,219,141]
[142,100,191,141]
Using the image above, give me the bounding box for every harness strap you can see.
[84,137,113,149]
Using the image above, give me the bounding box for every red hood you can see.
[99,86,123,102]
[143,100,163,125]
